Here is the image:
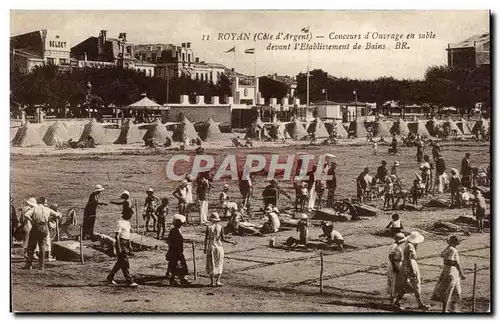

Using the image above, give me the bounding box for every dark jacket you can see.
[167,227,184,261]
[436,158,446,175]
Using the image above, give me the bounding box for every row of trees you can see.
[10,63,490,117]
[295,65,490,114]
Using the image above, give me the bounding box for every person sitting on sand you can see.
[259,206,280,234]
[386,213,403,236]
[459,187,471,208]
[226,207,244,236]
[319,221,344,250]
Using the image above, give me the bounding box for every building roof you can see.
[448,33,490,49]
[127,96,162,109]
[206,62,226,69]
[12,49,43,60]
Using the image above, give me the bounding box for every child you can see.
[143,188,159,232]
[296,213,309,245]
[460,187,471,207]
[410,179,421,205]
[155,198,169,240]
[106,207,138,287]
[373,141,378,155]
[110,191,134,219]
[315,181,326,210]
[295,182,308,212]
[386,214,403,236]
[472,190,486,233]
[319,221,344,250]
[383,177,395,210]
[172,180,189,223]
[449,169,461,208]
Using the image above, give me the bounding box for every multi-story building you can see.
[447,33,490,69]
[134,42,226,82]
[71,30,155,76]
[10,29,71,73]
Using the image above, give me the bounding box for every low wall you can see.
[164,106,232,124]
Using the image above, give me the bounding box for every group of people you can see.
[387,232,466,312]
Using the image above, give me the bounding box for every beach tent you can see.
[43,121,71,146]
[390,118,410,136]
[199,118,223,142]
[143,120,172,143]
[127,95,162,110]
[408,118,431,137]
[246,116,266,140]
[115,120,144,144]
[11,120,46,147]
[79,119,109,145]
[173,117,200,142]
[269,120,287,140]
[444,117,463,135]
[334,120,349,138]
[372,120,392,137]
[307,117,330,139]
[286,118,309,140]
[456,118,472,135]
[348,121,368,137]
[426,117,442,136]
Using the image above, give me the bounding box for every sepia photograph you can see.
[9,9,491,313]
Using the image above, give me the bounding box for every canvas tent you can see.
[390,118,410,136]
[426,117,442,136]
[246,116,266,140]
[334,120,349,138]
[143,120,172,143]
[456,118,472,135]
[11,121,46,147]
[307,117,330,139]
[79,119,110,145]
[269,120,287,140]
[348,121,368,137]
[43,121,71,146]
[444,117,463,135]
[173,117,200,142]
[372,120,392,137]
[115,120,144,144]
[127,95,162,110]
[199,118,223,142]
[286,118,309,140]
[408,118,431,137]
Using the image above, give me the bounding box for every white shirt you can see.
[185,182,193,203]
[269,213,280,232]
[330,230,344,241]
[391,219,402,228]
[115,218,131,240]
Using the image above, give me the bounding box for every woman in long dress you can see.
[394,231,429,311]
[83,184,107,239]
[204,212,235,287]
[431,236,466,312]
[387,233,406,304]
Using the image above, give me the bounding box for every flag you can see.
[225,47,235,53]
[244,48,255,54]
[301,26,310,33]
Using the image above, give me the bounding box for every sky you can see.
[10,10,490,80]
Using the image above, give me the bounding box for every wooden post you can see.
[192,241,197,281]
[320,252,324,295]
[55,220,60,242]
[139,225,145,251]
[473,263,477,312]
[79,225,85,264]
[135,199,139,231]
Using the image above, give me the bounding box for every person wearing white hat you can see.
[172,180,190,224]
[219,183,231,218]
[143,188,159,232]
[260,206,280,234]
[391,161,400,178]
[166,214,189,286]
[110,190,134,221]
[83,184,107,240]
[431,235,466,312]
[204,212,235,287]
[387,233,406,304]
[394,231,429,311]
[296,214,309,246]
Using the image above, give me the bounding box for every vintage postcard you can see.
[10,10,491,313]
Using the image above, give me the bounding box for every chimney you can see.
[186,42,191,48]
[98,30,107,55]
[180,95,189,104]
[195,57,199,63]
[196,95,204,104]
[211,96,220,104]
[84,52,88,61]
[270,98,277,105]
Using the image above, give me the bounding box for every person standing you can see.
[83,184,107,240]
[204,212,235,287]
[307,165,318,211]
[106,209,138,287]
[416,139,424,163]
[387,233,405,305]
[197,176,210,224]
[449,169,461,208]
[393,231,429,311]
[11,197,18,245]
[391,161,400,178]
[383,177,395,210]
[172,180,189,223]
[143,188,159,232]
[20,198,37,258]
[431,236,466,312]
[435,153,446,194]
[460,153,472,189]
[471,190,487,233]
[374,161,389,185]
[110,191,134,220]
[419,155,431,195]
[431,140,441,162]
[239,166,253,212]
[155,198,169,240]
[166,214,190,286]
[326,162,337,207]
[185,174,194,219]
[356,167,370,204]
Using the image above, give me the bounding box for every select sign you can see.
[49,40,67,48]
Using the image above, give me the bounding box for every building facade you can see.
[11,29,71,72]
[447,33,490,69]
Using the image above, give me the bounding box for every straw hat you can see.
[300,213,308,220]
[450,168,458,174]
[394,161,400,166]
[146,188,154,193]
[180,179,188,186]
[209,212,221,222]
[93,184,105,193]
[172,214,186,223]
[121,190,130,197]
[447,235,461,246]
[407,231,424,244]
[272,207,279,213]
[265,205,272,213]
[26,198,37,208]
[394,233,406,242]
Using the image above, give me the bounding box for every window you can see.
[148,70,152,77]
[182,53,185,61]
[46,58,55,65]
[200,73,204,81]
[126,46,132,54]
[151,52,157,62]
[188,54,191,62]
[210,72,213,81]
[59,58,68,65]
[196,73,199,80]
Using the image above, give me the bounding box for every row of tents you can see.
[246,116,490,141]
[11,117,222,147]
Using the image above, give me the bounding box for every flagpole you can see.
[306,46,310,108]
[233,50,236,72]
[253,50,256,79]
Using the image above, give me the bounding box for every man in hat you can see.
[110,191,134,219]
[166,214,190,286]
[374,161,388,185]
[449,169,461,208]
[356,167,370,204]
[460,153,472,189]
[172,180,189,223]
[326,162,337,207]
[106,203,138,287]
[472,189,487,233]
[387,233,405,304]
[143,188,159,232]
[83,184,107,240]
